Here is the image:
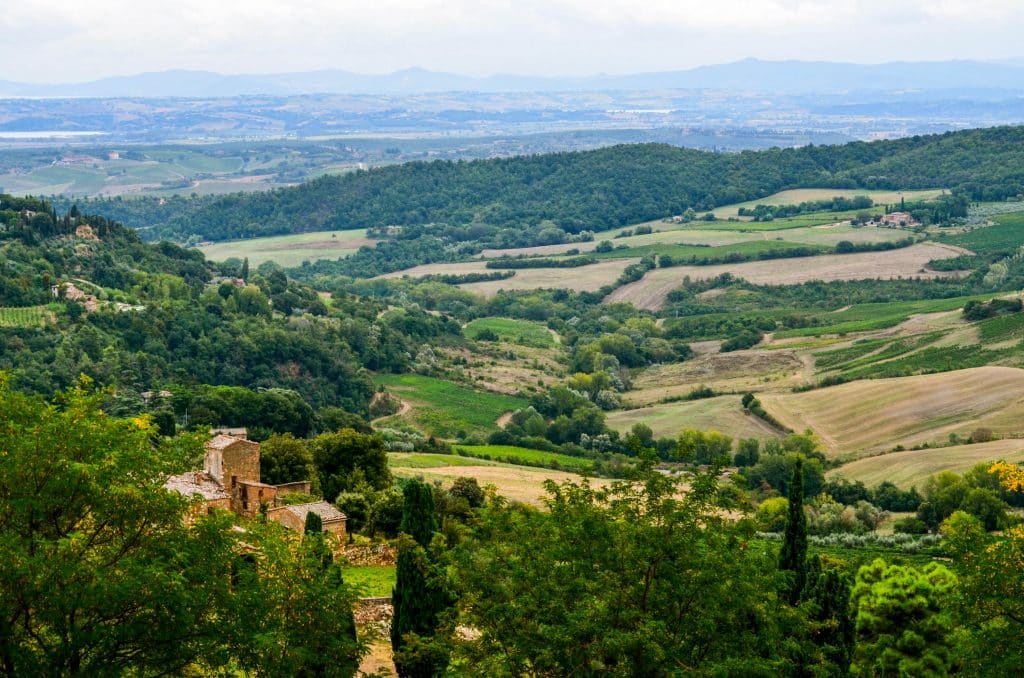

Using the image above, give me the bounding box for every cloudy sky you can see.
[3,0,1023,82]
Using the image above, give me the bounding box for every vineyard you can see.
[0,306,54,328]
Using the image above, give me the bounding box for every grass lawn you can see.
[453,444,594,473]
[464,317,556,347]
[375,374,527,438]
[345,565,395,598]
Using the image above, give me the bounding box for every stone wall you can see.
[221,440,261,486]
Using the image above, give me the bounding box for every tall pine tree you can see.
[779,458,808,605]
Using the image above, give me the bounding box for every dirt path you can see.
[496,412,514,428]
[370,392,411,420]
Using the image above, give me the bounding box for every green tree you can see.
[305,510,324,535]
[676,428,733,465]
[779,458,808,604]
[850,559,957,677]
[311,428,392,501]
[391,480,452,677]
[400,479,439,549]
[802,555,854,675]
[734,437,760,467]
[447,468,789,674]
[449,476,485,508]
[942,510,1024,674]
[0,376,225,674]
[0,375,366,675]
[226,519,361,677]
[261,432,316,486]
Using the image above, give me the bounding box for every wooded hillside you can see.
[145,126,1024,242]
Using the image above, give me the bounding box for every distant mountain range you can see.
[3,59,1024,98]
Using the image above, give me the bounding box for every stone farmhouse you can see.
[880,211,917,226]
[165,433,346,540]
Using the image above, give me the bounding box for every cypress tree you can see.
[400,480,438,549]
[803,555,854,672]
[391,480,451,677]
[240,257,249,280]
[779,458,808,604]
[304,510,323,535]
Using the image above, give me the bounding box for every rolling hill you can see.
[758,366,1024,459]
[154,125,1024,244]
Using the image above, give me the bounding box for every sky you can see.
[3,0,1024,82]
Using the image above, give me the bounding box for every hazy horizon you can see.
[4,1,1024,83]
[4,56,1024,86]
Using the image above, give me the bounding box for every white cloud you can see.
[1,0,1022,81]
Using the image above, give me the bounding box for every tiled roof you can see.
[164,472,229,501]
[205,434,249,450]
[283,501,347,523]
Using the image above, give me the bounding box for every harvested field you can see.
[607,395,785,440]
[479,229,756,258]
[381,259,639,296]
[710,188,946,219]
[390,457,609,507]
[605,243,967,310]
[628,350,806,405]
[781,224,911,247]
[759,367,1024,459]
[828,439,1024,489]
[379,261,489,278]
[197,229,376,267]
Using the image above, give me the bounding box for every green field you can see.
[453,444,594,473]
[0,305,54,328]
[698,209,882,232]
[197,229,375,267]
[941,212,1024,255]
[344,565,395,597]
[773,294,997,339]
[464,317,556,347]
[592,238,824,262]
[387,453,504,469]
[375,374,527,438]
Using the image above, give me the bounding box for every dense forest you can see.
[0,196,464,431]
[103,125,1024,243]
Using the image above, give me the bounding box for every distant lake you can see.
[0,131,107,139]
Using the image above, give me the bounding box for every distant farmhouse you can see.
[880,211,917,227]
[165,433,346,539]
